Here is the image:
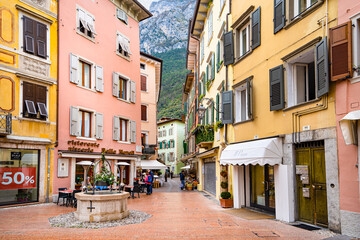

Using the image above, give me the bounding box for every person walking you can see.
[180,170,185,190]
[149,169,154,194]
[145,171,152,195]
[164,170,168,182]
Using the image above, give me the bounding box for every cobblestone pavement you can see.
[0,191,329,240]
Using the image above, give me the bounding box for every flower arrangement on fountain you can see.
[94,153,115,187]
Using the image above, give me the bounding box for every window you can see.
[69,53,104,92]
[286,49,316,107]
[217,37,224,71]
[163,130,166,137]
[351,14,360,80]
[200,36,204,63]
[220,0,226,14]
[140,63,146,70]
[79,110,92,138]
[119,118,128,142]
[207,9,213,44]
[22,16,47,58]
[77,7,96,39]
[207,53,215,83]
[169,152,174,162]
[290,0,318,20]
[233,7,261,60]
[162,141,166,149]
[169,128,173,136]
[22,82,48,120]
[79,60,91,89]
[116,8,128,24]
[117,33,131,58]
[236,23,250,58]
[141,105,147,121]
[119,77,128,100]
[234,83,249,123]
[159,131,162,137]
[141,75,147,91]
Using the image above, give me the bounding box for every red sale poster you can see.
[0,167,37,190]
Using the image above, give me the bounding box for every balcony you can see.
[142,144,156,155]
[0,112,12,136]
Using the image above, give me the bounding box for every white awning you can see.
[140,160,167,169]
[339,110,360,145]
[181,165,190,170]
[117,34,132,55]
[220,137,283,166]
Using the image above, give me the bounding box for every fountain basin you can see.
[74,192,130,222]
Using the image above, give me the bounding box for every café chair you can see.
[57,188,68,206]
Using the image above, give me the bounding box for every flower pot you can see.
[220,198,233,208]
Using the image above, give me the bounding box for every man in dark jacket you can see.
[180,170,185,190]
[149,170,154,194]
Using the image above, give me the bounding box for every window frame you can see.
[140,63,146,70]
[234,83,249,123]
[236,22,250,59]
[76,5,96,41]
[20,80,49,122]
[76,106,96,141]
[119,77,129,101]
[79,110,92,138]
[119,117,129,143]
[19,12,50,61]
[141,75,147,92]
[351,13,360,83]
[116,32,131,60]
[141,104,147,121]
[79,60,92,89]
[207,8,214,45]
[284,0,323,30]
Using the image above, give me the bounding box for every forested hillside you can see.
[154,48,188,120]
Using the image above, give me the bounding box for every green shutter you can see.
[199,82,202,96]
[160,142,162,149]
[316,37,329,97]
[184,102,187,115]
[251,7,261,49]
[269,65,284,111]
[168,141,171,148]
[173,140,175,147]
[224,31,234,66]
[222,91,233,124]
[217,41,220,71]
[216,93,220,122]
[206,108,209,125]
[206,65,209,83]
[211,54,215,81]
[274,0,285,33]
[212,103,215,124]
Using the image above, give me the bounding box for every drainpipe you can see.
[46,147,51,202]
[224,0,232,145]
[55,0,60,148]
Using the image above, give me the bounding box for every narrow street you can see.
[0,189,332,239]
[153,177,183,193]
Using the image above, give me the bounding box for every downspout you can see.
[55,0,60,148]
[224,0,232,145]
[46,147,50,202]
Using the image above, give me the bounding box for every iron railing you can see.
[142,144,156,155]
[0,112,12,135]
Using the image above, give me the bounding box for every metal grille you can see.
[0,112,12,135]
[295,140,324,149]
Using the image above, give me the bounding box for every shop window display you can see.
[0,149,39,205]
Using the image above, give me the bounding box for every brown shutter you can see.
[36,85,47,104]
[141,105,147,121]
[36,22,47,58]
[330,21,353,81]
[23,16,35,54]
[23,82,35,102]
[141,75,147,91]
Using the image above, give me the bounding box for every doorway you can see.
[250,165,275,213]
[296,142,328,227]
[204,161,216,196]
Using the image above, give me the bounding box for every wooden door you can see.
[296,147,327,227]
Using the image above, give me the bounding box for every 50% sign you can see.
[0,167,37,190]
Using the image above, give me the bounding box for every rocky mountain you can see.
[140,0,196,54]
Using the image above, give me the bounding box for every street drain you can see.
[252,231,280,238]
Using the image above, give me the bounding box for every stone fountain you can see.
[74,156,130,222]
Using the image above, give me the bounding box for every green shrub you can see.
[220,191,231,199]
[220,181,228,189]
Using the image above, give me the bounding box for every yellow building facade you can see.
[221,0,340,232]
[0,0,57,205]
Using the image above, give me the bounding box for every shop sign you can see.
[0,167,37,190]
[66,140,135,155]
[11,152,21,160]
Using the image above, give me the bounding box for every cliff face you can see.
[140,0,196,54]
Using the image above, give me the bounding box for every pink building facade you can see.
[53,0,151,200]
[334,0,360,237]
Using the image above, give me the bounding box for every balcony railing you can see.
[0,112,12,135]
[142,144,156,155]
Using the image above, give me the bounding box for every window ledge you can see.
[117,140,131,144]
[141,90,148,93]
[116,52,131,62]
[219,2,226,18]
[117,97,130,104]
[350,74,360,84]
[76,85,96,93]
[76,31,96,43]
[76,136,97,142]
[233,50,252,66]
[217,62,224,72]
[18,51,51,65]
[207,33,213,46]
[233,118,253,126]
[283,98,322,112]
[18,117,50,124]
[284,1,324,30]
[142,120,149,122]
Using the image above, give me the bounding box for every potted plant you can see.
[95,154,115,187]
[220,181,228,189]
[220,169,228,178]
[214,121,224,132]
[220,191,233,208]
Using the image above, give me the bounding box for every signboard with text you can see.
[0,167,37,190]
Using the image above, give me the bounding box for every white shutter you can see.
[113,72,119,97]
[124,14,128,24]
[130,120,136,143]
[70,106,79,136]
[86,13,96,34]
[130,80,136,103]
[95,65,104,92]
[95,112,103,139]
[70,53,79,84]
[113,116,119,141]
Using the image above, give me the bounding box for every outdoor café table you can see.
[58,190,73,206]
[124,185,135,198]
[138,182,146,193]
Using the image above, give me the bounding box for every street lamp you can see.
[198,97,223,120]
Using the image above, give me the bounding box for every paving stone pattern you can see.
[0,190,330,239]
